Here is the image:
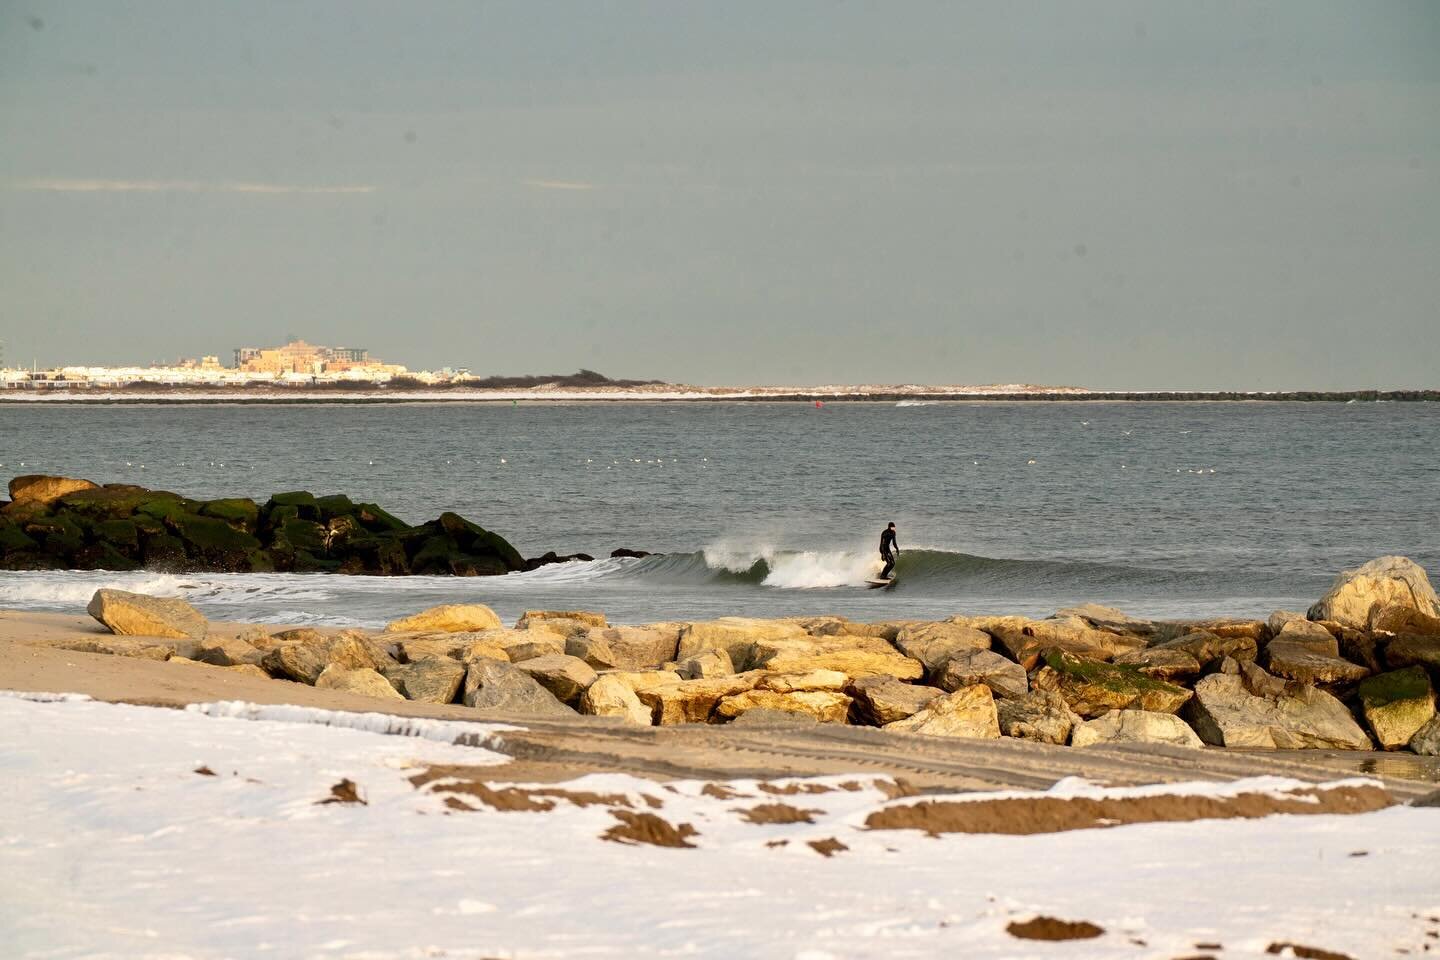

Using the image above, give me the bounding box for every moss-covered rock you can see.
[437,512,525,571]
[355,501,409,532]
[172,513,264,571]
[266,491,321,520]
[72,542,142,571]
[200,498,261,533]
[24,515,85,558]
[94,518,140,551]
[1358,667,1436,750]
[1033,650,1193,718]
[314,493,356,521]
[274,517,328,554]
[0,521,38,553]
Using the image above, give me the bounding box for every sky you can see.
[1,1,1437,389]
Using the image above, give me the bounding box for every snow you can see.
[1,694,1437,959]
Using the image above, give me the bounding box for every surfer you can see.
[879,522,899,580]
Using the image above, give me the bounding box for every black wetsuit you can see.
[879,528,898,579]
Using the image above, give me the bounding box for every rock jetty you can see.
[70,555,1440,756]
[0,475,527,575]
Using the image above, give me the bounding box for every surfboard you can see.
[865,577,896,589]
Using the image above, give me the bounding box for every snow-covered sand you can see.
[2,693,1436,959]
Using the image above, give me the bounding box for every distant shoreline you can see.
[0,388,1434,404]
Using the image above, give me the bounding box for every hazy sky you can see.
[2,1,1437,389]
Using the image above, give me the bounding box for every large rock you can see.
[934,649,1028,699]
[676,648,735,679]
[893,621,991,673]
[1384,634,1440,671]
[388,657,466,704]
[715,689,851,723]
[983,615,1144,668]
[635,676,756,725]
[677,617,808,667]
[589,626,679,671]
[515,654,598,704]
[1185,667,1372,750]
[847,676,944,725]
[1264,640,1369,685]
[565,633,619,670]
[87,589,208,641]
[1071,710,1203,749]
[884,684,1000,739]
[1358,667,1436,750]
[314,665,404,700]
[392,633,509,664]
[195,635,263,667]
[385,604,503,634]
[517,609,608,630]
[1031,651,1192,718]
[55,636,196,661]
[261,631,383,685]
[1308,556,1440,629]
[1411,716,1440,756]
[1055,604,1157,637]
[1369,604,1440,637]
[1269,619,1340,656]
[747,635,924,680]
[1150,630,1257,665]
[995,690,1080,745]
[8,475,98,507]
[1111,646,1201,681]
[461,659,575,716]
[579,674,654,725]
[479,626,566,663]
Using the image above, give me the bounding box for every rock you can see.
[985,616,1144,668]
[1266,610,1308,636]
[730,707,819,727]
[579,675,654,725]
[86,588,208,641]
[7,475,98,507]
[392,633,509,664]
[1111,646,1201,681]
[196,636,263,667]
[1264,641,1369,685]
[1336,628,1385,674]
[1055,604,1157,637]
[55,636,193,661]
[1308,556,1440,628]
[635,676,757,725]
[388,657,466,704]
[1270,619,1340,656]
[748,635,924,680]
[515,654,598,704]
[884,684,1000,739]
[315,665,404,700]
[893,621,991,673]
[995,690,1080,745]
[817,620,916,642]
[756,670,849,693]
[225,664,271,680]
[1369,604,1440,637]
[610,547,651,559]
[588,626,679,670]
[1358,667,1436,750]
[385,604,503,634]
[715,689,852,723]
[677,617,809,667]
[260,632,382,685]
[565,633,619,670]
[1071,710,1203,749]
[519,608,606,628]
[597,669,683,696]
[676,648,735,679]
[934,649,1028,699]
[1185,668,1372,750]
[847,676,944,725]
[1384,634,1440,671]
[1410,716,1440,756]
[1032,651,1192,718]
[461,659,575,716]
[1150,630,1258,665]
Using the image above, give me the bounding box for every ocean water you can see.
[1,401,1436,626]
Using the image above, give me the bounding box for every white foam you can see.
[701,542,881,588]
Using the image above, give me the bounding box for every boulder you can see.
[635,676,757,725]
[392,633,509,664]
[385,604,503,634]
[1308,556,1440,629]
[1111,646,1201,681]
[995,690,1080,745]
[388,657,466,704]
[747,635,924,680]
[1185,667,1372,750]
[565,633,619,670]
[1266,610,1308,636]
[676,648,735,679]
[1055,604,1157,637]
[517,609,608,630]
[1358,667,1436,750]
[597,669,683,696]
[985,616,1144,668]
[579,675,654,725]
[314,665,404,701]
[7,475,98,507]
[756,670,849,693]
[676,617,809,667]
[715,689,851,723]
[1269,619,1339,656]
[1071,710,1203,749]
[1264,640,1369,685]
[1032,651,1192,718]
[261,632,382,685]
[55,636,194,661]
[730,707,819,727]
[934,649,1028,699]
[196,636,263,667]
[461,659,575,716]
[1369,604,1440,637]
[1150,630,1257,665]
[515,654,597,704]
[847,676,943,725]
[86,588,207,641]
[588,626,679,671]
[893,621,991,673]
[884,684,1000,739]
[225,664,272,680]
[1384,634,1440,672]
[817,619,916,642]
[1410,716,1440,756]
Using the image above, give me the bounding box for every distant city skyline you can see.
[2,1,1438,389]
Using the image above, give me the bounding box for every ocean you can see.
[1,400,1436,627]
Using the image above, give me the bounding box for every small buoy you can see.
[1027,459,1036,465]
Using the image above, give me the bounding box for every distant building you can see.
[230,340,387,375]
